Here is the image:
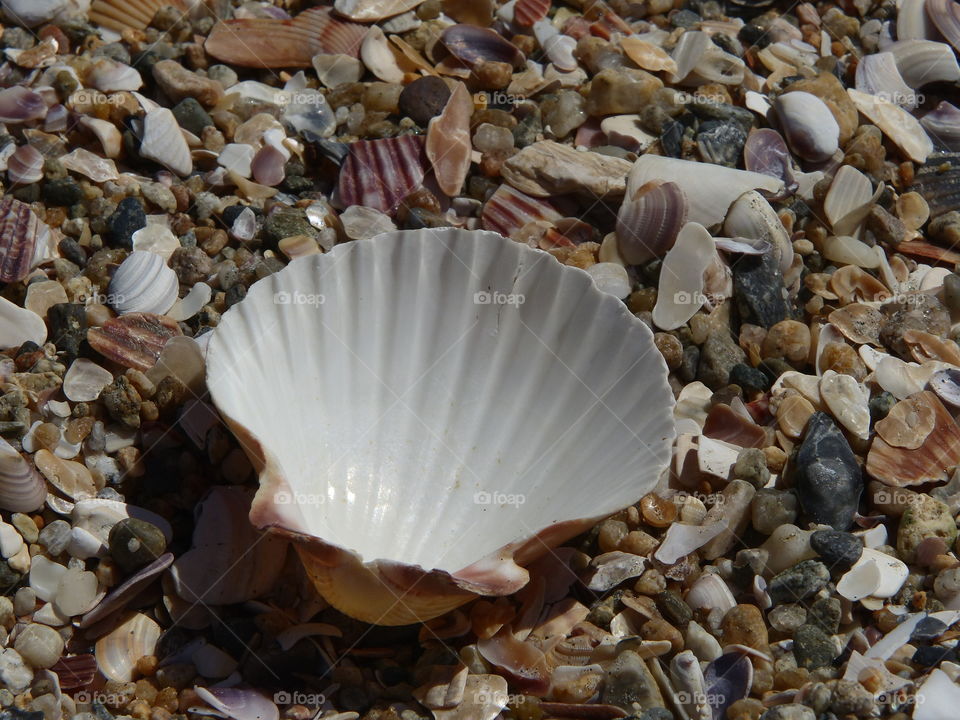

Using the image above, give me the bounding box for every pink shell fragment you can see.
[481,183,565,240]
[427,82,473,198]
[336,135,427,215]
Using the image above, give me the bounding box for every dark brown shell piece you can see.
[87,313,182,372]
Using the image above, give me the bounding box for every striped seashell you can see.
[0,195,52,283]
[108,251,179,316]
[205,7,367,69]
[50,654,98,691]
[139,107,192,177]
[95,613,161,681]
[0,86,47,124]
[616,181,688,266]
[7,145,44,185]
[87,313,182,372]
[90,0,188,33]
[514,0,550,27]
[335,135,427,214]
[480,183,565,240]
[0,435,46,513]
[927,0,960,54]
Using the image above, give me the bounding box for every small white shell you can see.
[819,370,870,440]
[723,190,792,275]
[95,613,161,680]
[139,107,193,176]
[167,282,212,322]
[586,262,631,298]
[218,143,256,178]
[360,26,404,84]
[774,91,840,162]
[132,224,180,260]
[80,116,122,158]
[63,359,114,402]
[0,294,47,348]
[7,144,44,184]
[108,251,179,315]
[87,58,143,92]
[836,547,908,601]
[652,222,716,331]
[685,572,736,612]
[823,165,880,236]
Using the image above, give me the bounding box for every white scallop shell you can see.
[206,228,676,625]
[108,250,179,315]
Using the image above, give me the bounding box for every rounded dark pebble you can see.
[108,518,167,573]
[43,178,83,206]
[398,76,451,127]
[869,391,897,421]
[912,645,956,667]
[793,623,836,669]
[105,196,146,250]
[810,529,863,571]
[729,363,771,394]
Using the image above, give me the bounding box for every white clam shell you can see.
[723,190,792,275]
[887,39,960,87]
[108,250,179,315]
[206,228,676,624]
[94,612,161,680]
[140,107,192,176]
[132,224,180,260]
[774,91,840,162]
[626,155,783,229]
[836,547,908,601]
[855,52,917,109]
[823,165,880,236]
[819,369,870,440]
[87,58,143,92]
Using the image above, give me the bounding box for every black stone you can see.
[733,250,791,328]
[43,177,83,206]
[793,623,837,669]
[221,204,247,227]
[869,391,897,421]
[696,120,746,167]
[105,196,146,249]
[807,597,841,634]
[912,645,956,667]
[792,412,863,530]
[729,363,770,394]
[810,529,863,571]
[911,616,948,643]
[677,344,700,384]
[0,709,45,720]
[768,560,830,605]
[398,76,452,127]
[171,97,213,136]
[690,101,756,134]
[660,120,684,158]
[47,303,87,363]
[0,560,21,592]
[57,237,86,267]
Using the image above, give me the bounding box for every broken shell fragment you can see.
[874,393,936,449]
[866,391,960,486]
[139,108,192,177]
[819,370,870,440]
[652,222,716,331]
[87,313,182,372]
[7,145,43,185]
[427,82,472,198]
[334,0,424,21]
[0,195,52,283]
[847,88,934,163]
[94,613,161,681]
[206,229,675,624]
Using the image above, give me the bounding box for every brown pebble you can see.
[819,342,866,380]
[598,518,628,552]
[654,332,683,370]
[640,617,683,652]
[721,604,769,650]
[762,320,811,364]
[640,493,677,527]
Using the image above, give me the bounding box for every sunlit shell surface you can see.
[206,229,675,624]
